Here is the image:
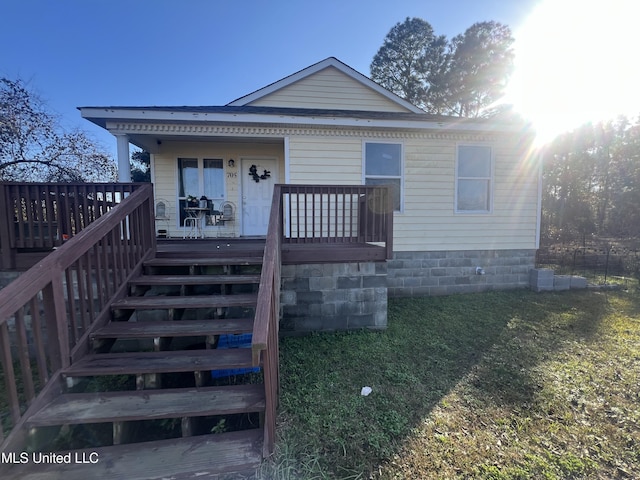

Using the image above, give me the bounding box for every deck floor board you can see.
[26,384,265,427]
[92,319,254,339]
[110,293,258,310]
[130,274,261,285]
[64,348,256,376]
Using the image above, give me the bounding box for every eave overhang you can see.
[79,106,529,135]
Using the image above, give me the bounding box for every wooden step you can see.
[130,274,261,286]
[63,348,257,377]
[26,384,265,427]
[0,429,263,480]
[111,293,258,310]
[92,319,254,340]
[144,256,263,267]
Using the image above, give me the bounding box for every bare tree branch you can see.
[0,77,117,182]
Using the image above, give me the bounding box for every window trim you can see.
[362,140,404,213]
[454,144,494,214]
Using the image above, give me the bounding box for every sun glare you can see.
[505,0,640,146]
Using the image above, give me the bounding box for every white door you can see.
[241,158,278,236]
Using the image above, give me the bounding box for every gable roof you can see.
[226,57,425,114]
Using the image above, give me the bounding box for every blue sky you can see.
[8,0,637,156]
[2,0,538,156]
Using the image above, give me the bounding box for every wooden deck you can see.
[0,183,394,478]
[157,238,387,264]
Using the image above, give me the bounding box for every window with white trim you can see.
[456,145,492,213]
[364,142,402,211]
[177,157,225,226]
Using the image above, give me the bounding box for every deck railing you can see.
[0,182,144,269]
[280,184,393,257]
[252,183,393,457]
[0,184,156,445]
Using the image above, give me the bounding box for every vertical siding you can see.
[152,141,283,238]
[248,67,412,112]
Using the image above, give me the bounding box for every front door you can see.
[241,158,278,236]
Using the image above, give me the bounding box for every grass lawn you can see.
[259,289,640,479]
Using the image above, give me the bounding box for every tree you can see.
[370,17,447,111]
[540,116,640,244]
[0,78,116,182]
[130,149,150,182]
[370,18,515,117]
[444,21,515,117]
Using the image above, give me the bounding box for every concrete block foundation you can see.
[387,249,536,297]
[280,262,387,334]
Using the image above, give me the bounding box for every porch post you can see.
[115,134,131,182]
[0,184,16,270]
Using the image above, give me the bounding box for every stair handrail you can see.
[0,183,156,445]
[252,184,282,458]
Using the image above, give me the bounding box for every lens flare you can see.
[504,0,639,146]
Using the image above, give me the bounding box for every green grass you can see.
[259,289,640,479]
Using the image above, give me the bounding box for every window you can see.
[364,142,402,211]
[456,145,492,213]
[178,158,225,225]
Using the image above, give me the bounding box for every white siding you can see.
[248,67,412,113]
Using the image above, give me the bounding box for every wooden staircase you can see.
[2,244,269,480]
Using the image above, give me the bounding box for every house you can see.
[81,57,539,301]
[0,58,539,479]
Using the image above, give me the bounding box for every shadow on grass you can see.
[274,289,611,477]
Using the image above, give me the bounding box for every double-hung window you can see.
[364,142,403,211]
[178,158,224,225]
[456,145,492,213]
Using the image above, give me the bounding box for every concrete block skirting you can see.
[280,262,387,334]
[387,249,536,297]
